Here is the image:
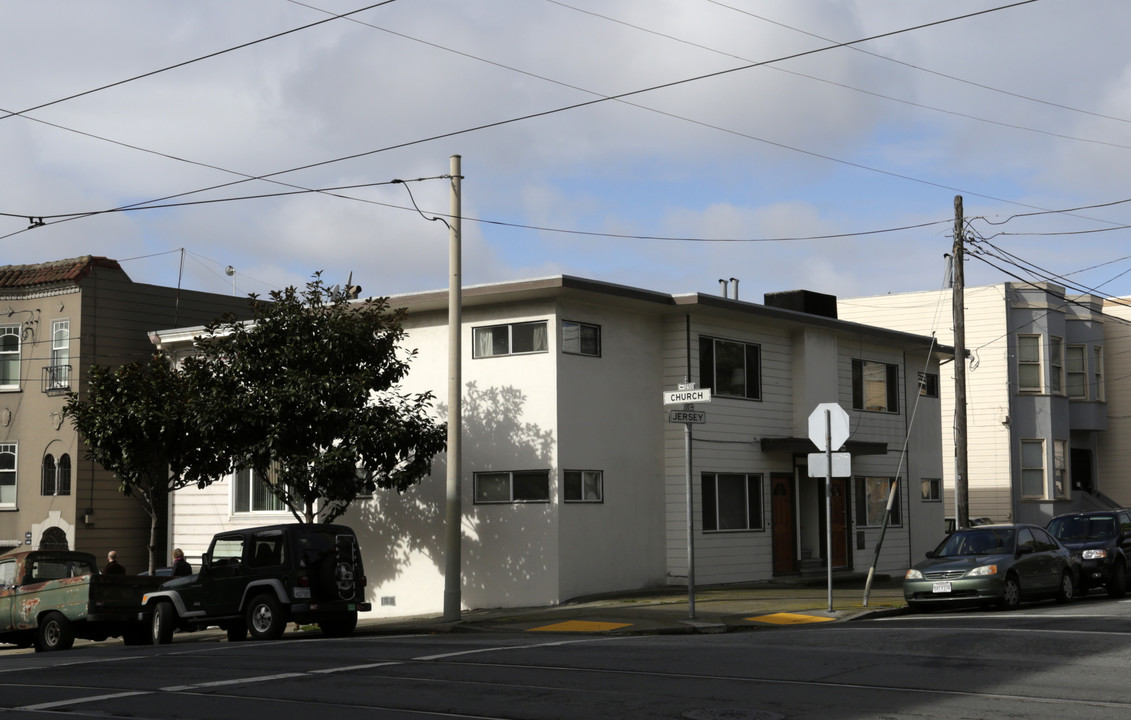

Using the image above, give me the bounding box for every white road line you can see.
[19,691,150,711]
[162,672,306,692]
[414,636,629,661]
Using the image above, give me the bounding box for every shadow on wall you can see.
[348,381,555,609]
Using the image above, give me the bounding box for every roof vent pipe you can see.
[730,278,739,301]
[719,278,728,297]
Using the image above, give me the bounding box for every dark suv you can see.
[142,524,370,643]
[1046,510,1131,599]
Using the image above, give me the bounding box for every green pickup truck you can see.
[142,523,371,644]
[0,550,162,652]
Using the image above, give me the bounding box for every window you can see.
[562,321,600,357]
[1021,440,1045,498]
[1095,346,1105,402]
[248,532,285,568]
[702,473,763,531]
[1050,336,1063,394]
[474,470,550,503]
[209,536,245,567]
[1054,439,1067,499]
[1065,344,1086,399]
[0,559,14,587]
[564,470,603,502]
[41,454,71,496]
[852,359,899,413]
[1017,335,1041,391]
[0,443,15,506]
[473,321,548,358]
[0,326,19,389]
[233,467,287,513]
[918,372,939,398]
[855,477,902,527]
[921,478,941,501]
[699,337,761,400]
[48,320,70,390]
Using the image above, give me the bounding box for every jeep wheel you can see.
[246,594,286,641]
[35,612,74,653]
[152,602,176,645]
[319,611,358,638]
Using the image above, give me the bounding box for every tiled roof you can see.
[0,256,123,289]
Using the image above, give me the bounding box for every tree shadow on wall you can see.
[345,381,555,609]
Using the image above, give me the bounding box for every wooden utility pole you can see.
[952,196,970,529]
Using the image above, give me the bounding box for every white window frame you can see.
[701,472,763,532]
[562,321,600,357]
[472,321,549,358]
[232,467,289,514]
[564,469,603,502]
[473,470,551,504]
[1021,439,1046,499]
[0,326,19,390]
[49,319,70,390]
[1065,344,1087,399]
[1017,335,1042,392]
[0,443,16,507]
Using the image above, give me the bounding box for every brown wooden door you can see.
[771,474,796,575]
[830,477,849,568]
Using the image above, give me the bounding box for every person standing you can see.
[171,548,192,577]
[103,550,125,575]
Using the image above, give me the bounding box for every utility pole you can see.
[952,196,970,529]
[443,155,463,621]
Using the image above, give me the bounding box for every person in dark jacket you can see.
[171,548,192,577]
[103,550,125,575]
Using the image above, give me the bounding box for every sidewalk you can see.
[354,573,910,636]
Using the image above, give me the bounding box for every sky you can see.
[4,0,1131,306]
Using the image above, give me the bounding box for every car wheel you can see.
[152,602,176,645]
[1109,562,1127,599]
[319,611,358,638]
[1056,571,1075,604]
[246,594,286,641]
[998,574,1022,610]
[35,612,74,653]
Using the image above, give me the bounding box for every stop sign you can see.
[809,402,850,451]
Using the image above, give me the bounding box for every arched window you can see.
[39,526,69,551]
[42,454,56,496]
[57,454,71,496]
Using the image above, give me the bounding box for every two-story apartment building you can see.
[0,256,253,572]
[154,276,949,616]
[839,282,1110,527]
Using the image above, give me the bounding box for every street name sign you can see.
[668,410,707,424]
[663,388,712,406]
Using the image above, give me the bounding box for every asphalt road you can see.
[4,594,1131,719]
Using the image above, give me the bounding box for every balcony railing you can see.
[42,365,72,395]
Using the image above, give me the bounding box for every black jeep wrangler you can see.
[142,524,370,643]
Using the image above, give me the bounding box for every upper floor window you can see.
[473,321,548,358]
[0,326,19,389]
[702,472,763,531]
[1050,336,1064,394]
[1095,346,1105,402]
[232,467,287,514]
[564,469,603,502]
[41,453,71,496]
[921,478,941,502]
[856,476,902,527]
[699,337,761,400]
[474,470,551,503]
[48,320,70,391]
[562,321,600,357]
[1017,335,1042,392]
[918,372,939,398]
[1066,344,1087,399]
[0,443,16,506]
[852,359,899,413]
[1054,439,1067,499]
[1021,439,1045,499]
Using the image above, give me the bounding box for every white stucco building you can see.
[153,276,949,618]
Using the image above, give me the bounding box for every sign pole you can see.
[685,410,695,619]
[825,409,834,613]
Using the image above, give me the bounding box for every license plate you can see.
[932,581,952,593]
[293,587,311,599]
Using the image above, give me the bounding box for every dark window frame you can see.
[852,359,900,413]
[473,470,551,504]
[701,472,764,532]
[562,320,601,357]
[699,336,761,400]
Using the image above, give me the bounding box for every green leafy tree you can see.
[189,273,446,523]
[64,354,232,573]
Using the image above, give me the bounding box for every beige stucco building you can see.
[0,256,253,572]
[155,276,950,617]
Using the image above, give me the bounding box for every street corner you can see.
[742,612,838,627]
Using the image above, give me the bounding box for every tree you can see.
[64,354,232,574]
[188,273,446,523]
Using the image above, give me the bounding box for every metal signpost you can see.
[807,402,850,613]
[664,383,711,619]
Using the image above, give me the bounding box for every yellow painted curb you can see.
[746,612,835,625]
[528,620,633,632]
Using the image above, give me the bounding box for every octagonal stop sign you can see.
[809,402,849,452]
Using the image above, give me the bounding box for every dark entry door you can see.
[830,477,849,568]
[771,473,796,575]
